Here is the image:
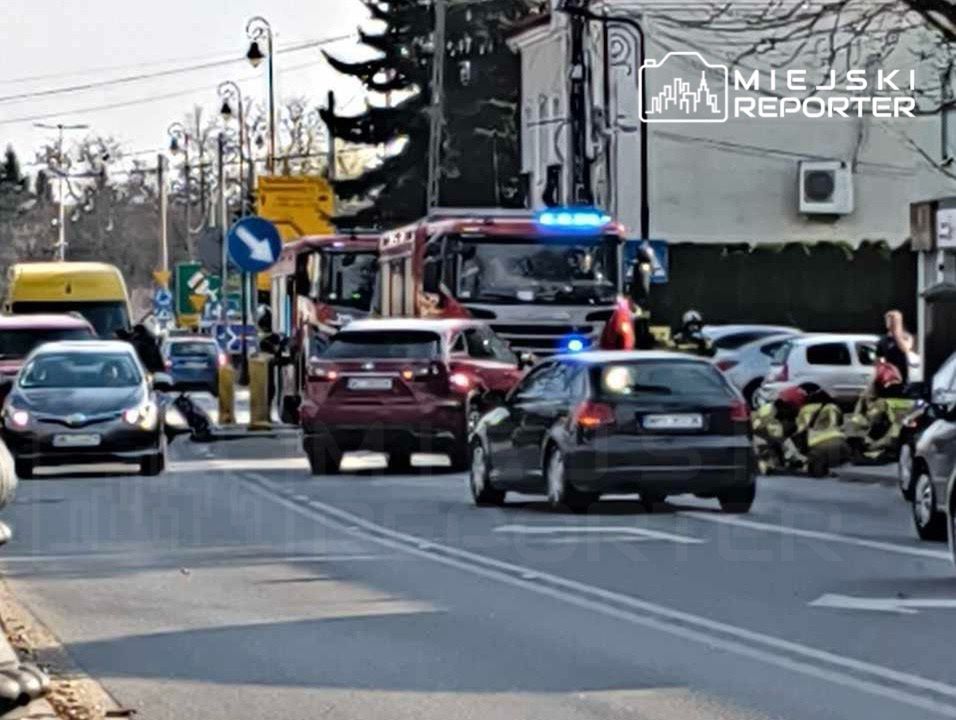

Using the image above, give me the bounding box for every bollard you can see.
[248,354,272,430]
[218,363,236,426]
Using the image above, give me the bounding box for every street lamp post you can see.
[246,16,276,175]
[557,3,650,242]
[167,122,197,259]
[218,81,247,215]
[34,122,89,261]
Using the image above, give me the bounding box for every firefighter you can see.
[672,310,714,356]
[752,385,807,474]
[845,358,915,463]
[783,388,848,477]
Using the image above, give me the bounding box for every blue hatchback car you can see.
[161,337,223,396]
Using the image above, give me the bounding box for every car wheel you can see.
[305,440,341,476]
[13,460,33,480]
[718,484,756,514]
[743,378,763,407]
[469,442,506,507]
[545,446,597,513]
[912,472,947,541]
[898,443,915,501]
[140,448,166,477]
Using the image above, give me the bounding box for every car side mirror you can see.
[152,372,174,392]
[518,351,535,369]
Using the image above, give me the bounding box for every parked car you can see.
[0,314,96,405]
[469,351,756,513]
[898,351,956,501]
[755,334,879,408]
[0,341,171,477]
[713,332,801,405]
[299,318,530,474]
[702,324,801,354]
[161,336,225,396]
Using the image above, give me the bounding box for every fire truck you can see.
[377,207,643,355]
[269,233,379,420]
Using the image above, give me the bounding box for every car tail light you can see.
[573,400,616,429]
[715,359,738,372]
[308,365,338,381]
[730,398,750,422]
[449,372,471,391]
[10,410,29,428]
[164,359,172,370]
[217,352,228,369]
[401,369,414,381]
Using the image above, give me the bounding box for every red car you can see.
[0,314,96,404]
[299,318,531,474]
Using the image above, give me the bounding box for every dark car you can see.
[469,351,756,513]
[299,318,529,474]
[1,341,171,478]
[0,314,96,405]
[909,354,956,541]
[161,337,224,396]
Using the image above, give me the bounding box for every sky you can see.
[0,0,371,171]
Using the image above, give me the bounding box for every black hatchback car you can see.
[469,351,756,513]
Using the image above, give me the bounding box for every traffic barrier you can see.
[248,354,272,430]
[218,364,236,426]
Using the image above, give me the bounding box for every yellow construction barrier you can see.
[248,354,272,430]
[218,364,236,426]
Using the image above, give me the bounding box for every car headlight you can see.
[3,407,29,429]
[122,401,158,430]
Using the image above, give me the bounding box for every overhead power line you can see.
[0,33,355,105]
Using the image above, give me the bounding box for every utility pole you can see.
[158,154,169,283]
[426,0,447,210]
[564,0,593,206]
[34,122,89,261]
[326,90,337,182]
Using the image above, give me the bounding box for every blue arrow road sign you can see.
[153,287,173,310]
[227,216,282,273]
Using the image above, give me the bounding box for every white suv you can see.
[756,334,879,407]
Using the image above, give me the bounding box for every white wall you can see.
[510,3,956,246]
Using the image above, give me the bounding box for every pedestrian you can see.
[876,310,915,385]
[130,324,165,374]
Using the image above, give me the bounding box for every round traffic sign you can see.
[227,216,282,273]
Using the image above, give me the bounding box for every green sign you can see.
[175,263,222,317]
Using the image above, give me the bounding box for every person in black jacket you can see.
[130,324,166,374]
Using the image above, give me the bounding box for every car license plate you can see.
[643,413,704,430]
[181,361,208,369]
[348,377,393,391]
[53,433,101,448]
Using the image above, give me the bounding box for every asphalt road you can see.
[1,431,955,720]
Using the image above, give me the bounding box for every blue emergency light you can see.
[562,335,588,353]
[536,207,611,231]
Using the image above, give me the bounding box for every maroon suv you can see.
[299,318,529,473]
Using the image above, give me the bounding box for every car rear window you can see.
[713,332,765,350]
[169,342,217,357]
[597,361,734,399]
[0,328,94,359]
[806,342,851,366]
[321,331,441,360]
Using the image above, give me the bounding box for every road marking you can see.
[494,524,705,544]
[810,593,956,615]
[242,473,956,717]
[169,458,308,473]
[678,511,952,562]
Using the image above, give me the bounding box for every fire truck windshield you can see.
[320,252,378,311]
[455,235,619,305]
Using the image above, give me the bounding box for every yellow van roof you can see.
[7,262,129,302]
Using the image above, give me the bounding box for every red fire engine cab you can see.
[377,207,632,355]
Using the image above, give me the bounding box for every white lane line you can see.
[678,511,951,562]
[242,473,956,718]
[169,458,309,473]
[810,594,956,615]
[494,524,705,545]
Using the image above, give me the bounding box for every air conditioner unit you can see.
[798,160,854,216]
